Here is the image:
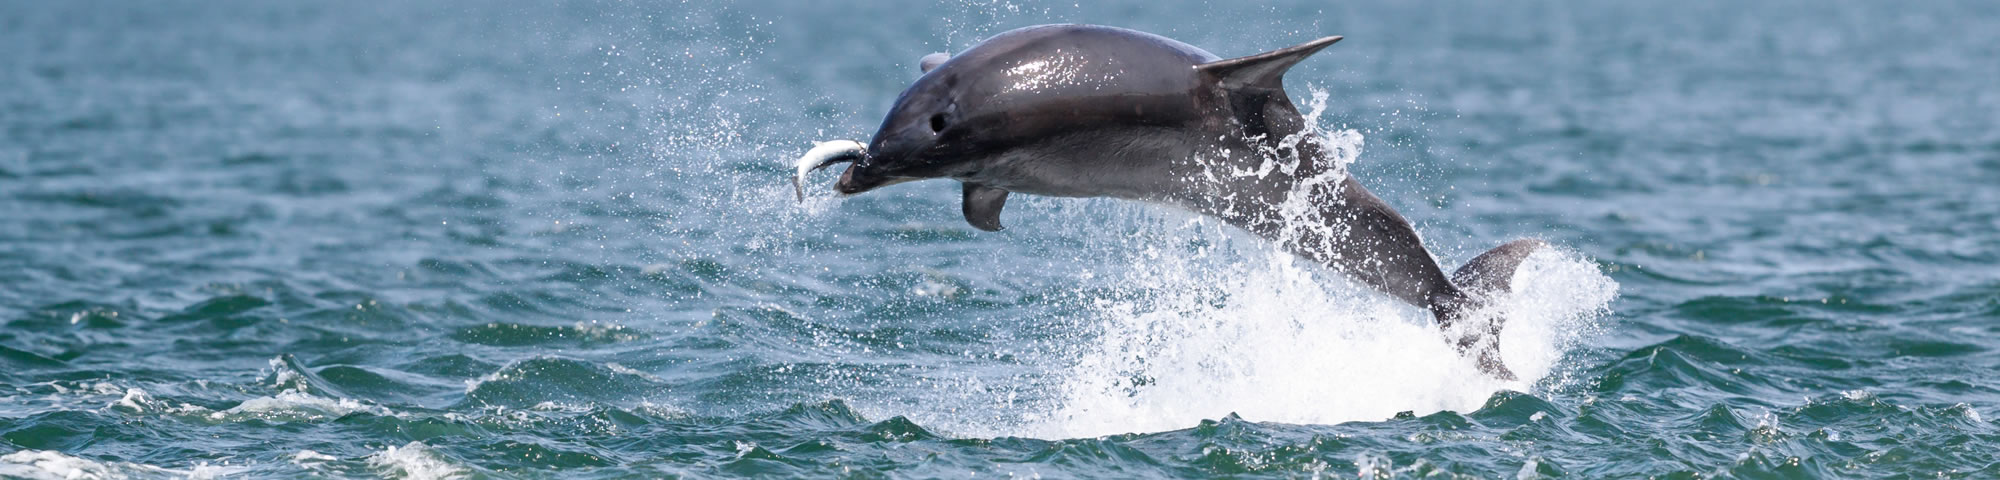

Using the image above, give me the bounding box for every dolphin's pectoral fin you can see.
[961,183,1009,232]
[919,52,949,73]
[1196,35,1342,91]
[1441,238,1548,381]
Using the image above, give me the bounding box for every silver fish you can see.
[792,140,866,203]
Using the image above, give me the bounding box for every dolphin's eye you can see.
[928,113,947,134]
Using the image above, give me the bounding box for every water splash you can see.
[1014,92,1618,438]
[1028,214,1615,438]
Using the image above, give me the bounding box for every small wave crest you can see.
[461,356,669,408]
[368,442,468,480]
[0,450,242,480]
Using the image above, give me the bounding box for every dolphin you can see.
[821,24,1544,380]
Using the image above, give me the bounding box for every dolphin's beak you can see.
[834,161,917,195]
[834,162,879,195]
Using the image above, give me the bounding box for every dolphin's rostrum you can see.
[827,24,1542,380]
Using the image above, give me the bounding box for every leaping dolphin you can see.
[812,24,1544,380]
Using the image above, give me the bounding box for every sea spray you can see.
[1020,94,1618,437]
[1031,203,1617,438]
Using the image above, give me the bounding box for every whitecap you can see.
[102,387,212,417]
[367,442,466,480]
[0,449,239,480]
[291,449,337,465]
[209,390,392,422]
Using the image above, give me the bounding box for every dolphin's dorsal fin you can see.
[920,52,949,73]
[961,183,1009,231]
[1197,35,1342,141]
[1196,36,1342,91]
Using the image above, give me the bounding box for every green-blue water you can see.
[4,1,1998,478]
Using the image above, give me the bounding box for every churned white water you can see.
[0,449,240,480]
[367,442,467,480]
[1021,94,1617,437]
[1032,239,1615,437]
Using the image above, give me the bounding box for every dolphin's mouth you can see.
[834,162,917,195]
[788,139,919,200]
[793,140,868,202]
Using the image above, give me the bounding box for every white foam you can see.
[0,449,236,480]
[1029,232,1615,437]
[102,387,212,417]
[5,381,152,417]
[184,462,243,479]
[0,450,122,480]
[109,387,155,412]
[604,362,664,382]
[1516,457,1548,480]
[367,442,466,480]
[86,382,121,396]
[210,390,390,422]
[291,450,337,465]
[267,357,307,391]
[634,401,692,420]
[1010,108,1618,437]
[1489,248,1621,383]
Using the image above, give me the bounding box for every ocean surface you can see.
[4,1,1998,478]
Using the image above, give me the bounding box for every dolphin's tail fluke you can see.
[1439,238,1547,380]
[1452,239,1545,294]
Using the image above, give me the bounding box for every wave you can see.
[0,450,242,480]
[368,442,470,480]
